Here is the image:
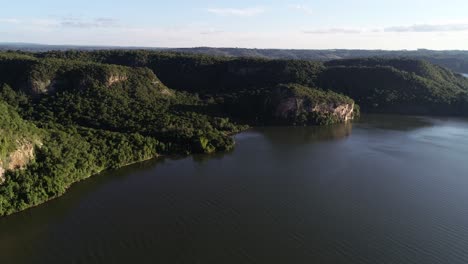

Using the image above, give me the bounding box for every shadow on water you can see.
[356,114,434,131]
[188,123,353,164]
[0,123,352,257]
[0,151,234,235]
[191,148,236,164]
[4,116,468,263]
[0,157,175,255]
[257,122,353,146]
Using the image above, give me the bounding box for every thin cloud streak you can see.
[303,28,363,34]
[289,4,313,15]
[2,15,468,50]
[385,23,468,32]
[200,29,225,35]
[0,17,120,29]
[60,17,120,28]
[206,7,264,17]
[303,22,468,34]
[0,18,21,24]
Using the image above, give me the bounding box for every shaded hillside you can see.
[3,43,468,73]
[159,48,468,73]
[35,50,468,116]
[2,50,468,216]
[36,50,324,93]
[319,58,468,114]
[0,53,247,215]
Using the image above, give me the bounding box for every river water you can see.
[2,115,468,264]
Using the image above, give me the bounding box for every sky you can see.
[1,0,468,50]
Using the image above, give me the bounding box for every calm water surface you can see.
[2,115,468,264]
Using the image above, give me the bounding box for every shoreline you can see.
[0,154,162,218]
[0,128,248,218]
[2,113,463,218]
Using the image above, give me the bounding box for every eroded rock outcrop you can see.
[28,78,58,94]
[313,102,354,122]
[0,162,5,184]
[269,84,356,125]
[274,97,354,124]
[0,141,35,184]
[106,74,128,87]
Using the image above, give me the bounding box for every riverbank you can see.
[3,117,468,263]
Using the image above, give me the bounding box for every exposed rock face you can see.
[312,102,355,122]
[159,87,174,96]
[150,76,174,96]
[0,161,5,184]
[275,97,304,119]
[8,142,35,170]
[273,94,355,125]
[106,74,128,87]
[28,78,58,94]
[0,141,35,184]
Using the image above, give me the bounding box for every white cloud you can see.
[1,17,121,30]
[289,4,313,15]
[200,29,225,35]
[385,23,468,33]
[60,17,119,28]
[4,26,468,50]
[302,22,468,35]
[0,18,21,24]
[303,28,363,34]
[206,7,264,17]
[30,19,59,27]
[3,16,468,50]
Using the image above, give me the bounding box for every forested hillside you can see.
[0,52,247,215]
[319,58,468,114]
[165,48,468,73]
[3,43,468,73]
[36,50,468,115]
[1,49,468,216]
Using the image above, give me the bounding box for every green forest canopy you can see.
[1,50,468,216]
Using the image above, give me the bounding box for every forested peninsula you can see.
[1,50,468,216]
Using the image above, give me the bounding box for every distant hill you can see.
[2,43,468,73]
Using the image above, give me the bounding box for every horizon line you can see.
[1,42,467,52]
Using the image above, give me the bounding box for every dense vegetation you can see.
[319,58,468,114]
[33,50,468,115]
[0,52,247,215]
[267,83,357,125]
[1,49,468,216]
[0,98,41,163]
[165,48,468,73]
[3,43,468,73]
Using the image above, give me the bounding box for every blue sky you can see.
[1,0,468,49]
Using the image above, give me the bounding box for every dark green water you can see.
[2,115,468,264]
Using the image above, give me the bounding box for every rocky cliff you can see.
[0,162,4,184]
[28,78,58,94]
[0,141,35,184]
[0,100,40,185]
[274,97,355,123]
[269,84,356,125]
[105,73,128,87]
